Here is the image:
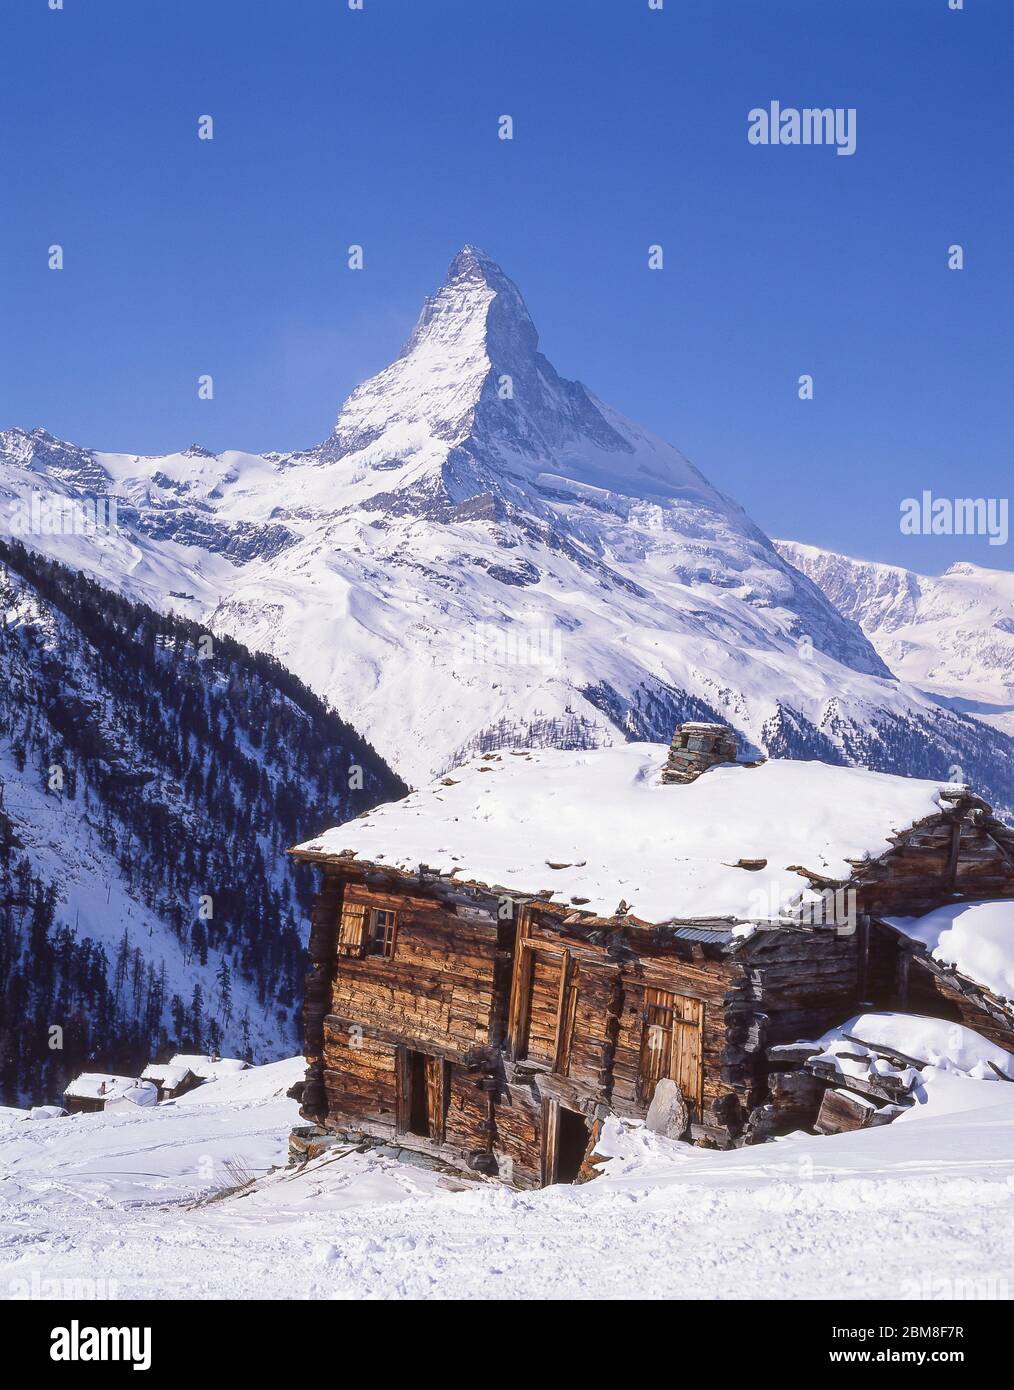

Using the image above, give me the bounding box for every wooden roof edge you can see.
[288,844,359,863]
[287,849,768,940]
[835,799,1014,884]
[873,915,1014,1022]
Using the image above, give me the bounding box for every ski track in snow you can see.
[2,1059,1013,1300]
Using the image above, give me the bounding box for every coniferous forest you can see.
[0,538,407,1105]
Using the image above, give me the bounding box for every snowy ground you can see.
[2,1056,1013,1301]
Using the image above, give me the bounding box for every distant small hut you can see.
[167,1053,249,1084]
[139,1062,201,1102]
[62,1074,152,1115]
[103,1080,159,1113]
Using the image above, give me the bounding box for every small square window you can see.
[365,908,398,958]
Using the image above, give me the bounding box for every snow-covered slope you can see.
[3,1051,1013,1300]
[0,541,404,1104]
[776,539,1014,738]
[3,248,1014,815]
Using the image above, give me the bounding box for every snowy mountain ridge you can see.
[776,539,1014,738]
[2,247,1013,816]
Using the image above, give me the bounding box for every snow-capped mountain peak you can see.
[2,248,1014,814]
[405,243,539,365]
[317,246,716,517]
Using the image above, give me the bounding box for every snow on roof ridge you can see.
[168,1053,248,1077]
[63,1073,143,1099]
[292,745,972,926]
[141,1062,194,1082]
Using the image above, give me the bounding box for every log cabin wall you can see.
[328,882,503,1051]
[496,906,626,1186]
[732,928,860,1050]
[300,869,343,1122]
[727,927,864,1122]
[304,873,511,1172]
[496,908,752,1169]
[609,939,731,1123]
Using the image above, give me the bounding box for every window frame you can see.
[508,934,576,1074]
[364,906,398,959]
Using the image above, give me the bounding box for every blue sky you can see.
[0,0,1010,573]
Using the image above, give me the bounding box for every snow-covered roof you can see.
[292,744,968,925]
[0,1104,66,1124]
[141,1062,196,1089]
[63,1073,140,1102]
[885,900,1014,1004]
[168,1054,248,1081]
[819,1012,1014,1081]
[104,1081,158,1109]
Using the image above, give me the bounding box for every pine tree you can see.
[216,957,232,1024]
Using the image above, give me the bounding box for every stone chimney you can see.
[662,722,737,784]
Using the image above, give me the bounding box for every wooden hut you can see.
[139,1062,201,1102]
[166,1053,249,1083]
[62,1074,149,1115]
[290,732,1014,1188]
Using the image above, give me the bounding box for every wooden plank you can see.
[946,819,962,890]
[672,997,704,1113]
[556,956,579,1077]
[505,906,532,1055]
[814,1087,880,1135]
[424,1056,446,1141]
[394,1046,410,1133]
[541,1097,558,1187]
[520,948,564,1066]
[336,900,368,956]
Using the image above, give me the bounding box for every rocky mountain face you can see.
[1,247,1012,817]
[0,539,405,1105]
[776,540,1014,739]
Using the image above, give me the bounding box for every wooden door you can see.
[671,994,703,1112]
[522,951,565,1066]
[424,1056,447,1142]
[637,988,703,1112]
[396,1048,447,1141]
[540,1098,590,1186]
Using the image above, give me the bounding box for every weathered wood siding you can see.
[855,811,1014,918]
[732,927,860,1047]
[330,884,501,1055]
[610,951,729,1121]
[323,1017,398,1132]
[296,792,1014,1184]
